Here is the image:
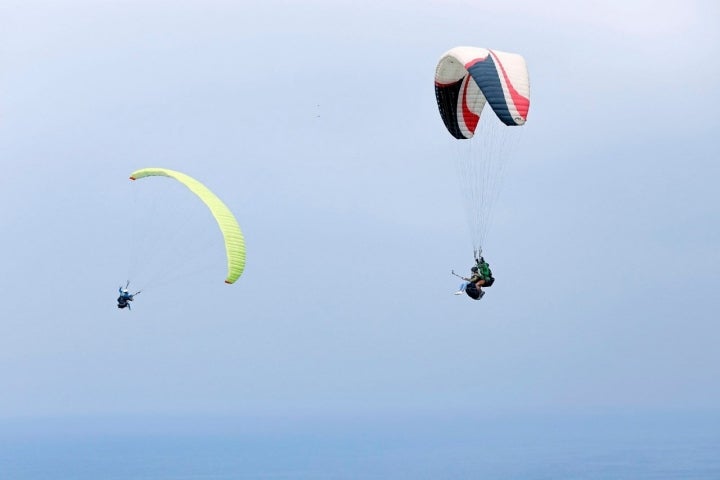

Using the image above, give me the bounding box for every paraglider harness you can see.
[464,282,482,300]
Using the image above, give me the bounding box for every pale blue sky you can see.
[1,0,719,424]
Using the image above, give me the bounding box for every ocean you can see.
[1,411,718,479]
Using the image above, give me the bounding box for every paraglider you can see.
[117,281,141,310]
[435,46,530,299]
[117,168,246,309]
[452,256,495,300]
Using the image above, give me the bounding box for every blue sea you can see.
[1,411,718,479]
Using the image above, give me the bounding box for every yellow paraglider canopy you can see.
[129,167,246,284]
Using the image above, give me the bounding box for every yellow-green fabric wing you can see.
[130,167,246,284]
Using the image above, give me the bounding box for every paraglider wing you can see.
[129,168,246,284]
[434,46,531,255]
[434,46,530,139]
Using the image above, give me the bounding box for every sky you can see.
[1,0,719,429]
